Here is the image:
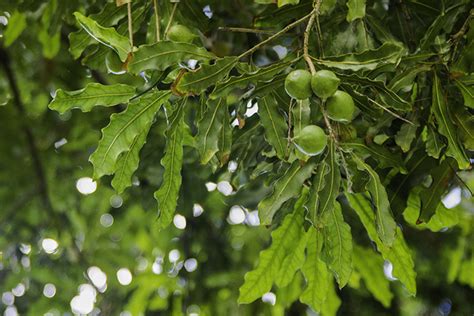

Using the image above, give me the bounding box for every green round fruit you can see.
[285,70,312,100]
[167,24,197,43]
[326,90,355,123]
[311,70,340,99]
[293,125,328,156]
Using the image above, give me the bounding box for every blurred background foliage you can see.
[0,0,473,315]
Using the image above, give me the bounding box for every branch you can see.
[237,11,314,60]
[218,27,274,35]
[303,8,318,74]
[0,47,55,216]
[153,0,161,42]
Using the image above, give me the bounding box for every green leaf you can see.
[154,101,186,229]
[395,122,418,153]
[276,230,309,288]
[128,41,214,74]
[292,99,311,136]
[447,236,466,283]
[48,83,136,114]
[111,131,147,194]
[210,60,292,99]
[90,90,171,178]
[351,154,397,246]
[339,73,411,111]
[452,107,474,150]
[322,202,353,288]
[73,12,131,62]
[3,11,27,47]
[217,107,233,166]
[258,160,315,225]
[353,245,393,307]
[403,188,459,232]
[306,140,341,225]
[346,193,417,295]
[278,0,300,7]
[432,73,470,169]
[422,125,445,159]
[258,94,288,160]
[300,227,330,312]
[455,79,474,109]
[418,159,455,223]
[195,98,227,164]
[346,0,366,22]
[341,141,405,171]
[69,3,126,59]
[313,43,404,72]
[319,278,341,316]
[175,57,238,95]
[238,197,306,304]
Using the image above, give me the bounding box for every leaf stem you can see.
[164,2,178,39]
[127,2,133,48]
[153,0,161,42]
[237,11,314,60]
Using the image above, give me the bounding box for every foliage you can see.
[0,0,473,315]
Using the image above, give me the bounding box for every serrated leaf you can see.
[111,131,146,194]
[346,193,417,295]
[276,230,309,288]
[73,12,131,62]
[339,73,411,111]
[258,160,315,225]
[69,3,126,59]
[154,101,186,229]
[210,60,291,99]
[403,188,459,232]
[346,0,366,22]
[313,43,404,72]
[217,107,232,166]
[292,99,311,136]
[48,83,135,114]
[418,159,455,223]
[175,57,238,95]
[322,201,353,288]
[341,140,406,172]
[432,73,470,169]
[388,65,431,93]
[306,161,330,225]
[317,141,341,217]
[452,107,474,150]
[195,98,227,164]
[300,227,330,312]
[422,125,445,159]
[238,197,306,304]
[395,122,418,153]
[128,41,214,74]
[353,245,393,307]
[3,11,27,47]
[319,278,341,316]
[259,94,288,160]
[90,90,171,178]
[455,79,474,109]
[351,154,397,246]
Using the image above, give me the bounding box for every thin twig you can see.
[153,0,161,42]
[127,2,133,48]
[237,11,314,60]
[164,2,178,39]
[218,27,274,35]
